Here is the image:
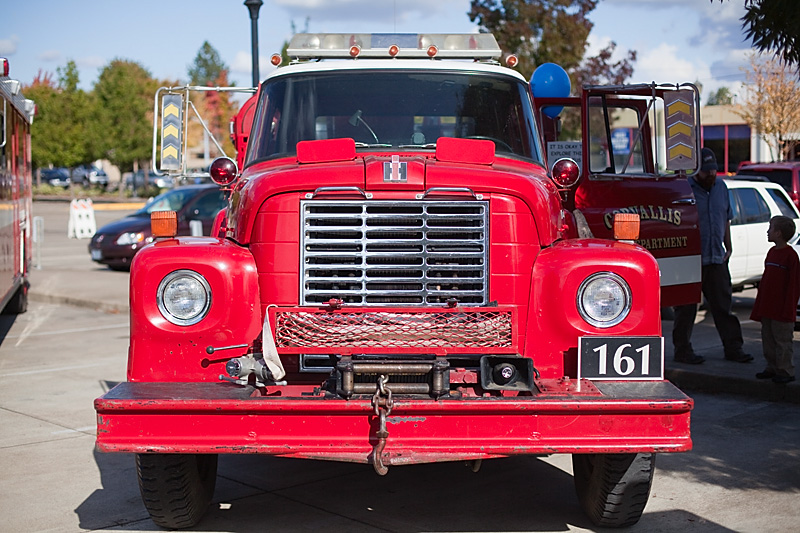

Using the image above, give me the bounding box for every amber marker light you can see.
[614,213,640,241]
[388,44,400,57]
[270,54,282,66]
[349,45,361,58]
[427,45,439,58]
[506,54,519,68]
[151,211,178,238]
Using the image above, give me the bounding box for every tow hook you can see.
[371,375,393,476]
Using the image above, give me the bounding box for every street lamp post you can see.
[244,0,263,87]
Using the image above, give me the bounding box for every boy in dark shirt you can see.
[750,216,800,384]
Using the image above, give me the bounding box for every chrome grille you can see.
[301,200,489,305]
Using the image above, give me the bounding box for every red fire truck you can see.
[95,34,702,529]
[0,58,34,315]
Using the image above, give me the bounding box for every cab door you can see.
[535,85,702,307]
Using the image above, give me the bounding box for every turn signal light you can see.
[614,213,640,241]
[151,211,178,238]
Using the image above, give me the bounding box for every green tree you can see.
[715,0,800,67]
[25,61,93,173]
[707,86,734,105]
[93,59,157,173]
[188,41,229,85]
[469,0,634,85]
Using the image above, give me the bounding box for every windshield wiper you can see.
[398,143,437,149]
[354,142,393,148]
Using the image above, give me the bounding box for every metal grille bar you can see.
[300,200,489,306]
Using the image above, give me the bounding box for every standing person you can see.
[751,216,799,384]
[672,147,753,364]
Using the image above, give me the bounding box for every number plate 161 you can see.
[578,336,664,380]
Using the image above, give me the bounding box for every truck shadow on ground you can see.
[76,449,736,532]
[0,314,17,346]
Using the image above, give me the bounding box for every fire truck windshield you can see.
[245,70,542,165]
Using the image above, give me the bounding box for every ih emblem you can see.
[384,155,407,182]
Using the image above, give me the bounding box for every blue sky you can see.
[2,0,752,101]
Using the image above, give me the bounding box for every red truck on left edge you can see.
[0,58,34,315]
[95,33,703,529]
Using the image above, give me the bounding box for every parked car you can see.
[123,169,174,190]
[725,178,800,291]
[39,167,70,188]
[734,161,800,209]
[72,164,109,188]
[88,184,227,270]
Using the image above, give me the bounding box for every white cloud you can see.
[231,50,272,82]
[0,35,19,55]
[274,0,467,25]
[633,43,708,85]
[78,56,106,69]
[38,49,62,62]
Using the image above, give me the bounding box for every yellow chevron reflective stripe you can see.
[668,121,692,138]
[164,103,180,118]
[162,146,178,160]
[669,143,693,159]
[666,99,691,117]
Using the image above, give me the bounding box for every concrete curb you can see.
[28,291,128,314]
[666,367,800,404]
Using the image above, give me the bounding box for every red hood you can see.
[228,138,562,246]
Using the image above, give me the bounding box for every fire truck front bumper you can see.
[95,380,692,464]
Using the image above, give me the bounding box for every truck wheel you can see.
[2,283,28,314]
[572,452,655,528]
[136,453,218,529]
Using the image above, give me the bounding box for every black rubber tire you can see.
[2,282,28,315]
[136,453,218,529]
[572,452,655,528]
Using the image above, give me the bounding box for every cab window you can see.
[587,101,645,174]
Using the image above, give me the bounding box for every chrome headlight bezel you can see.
[157,269,212,326]
[576,272,631,328]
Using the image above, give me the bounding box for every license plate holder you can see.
[578,336,664,380]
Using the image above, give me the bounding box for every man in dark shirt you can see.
[672,148,752,364]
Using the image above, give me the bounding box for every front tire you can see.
[136,453,218,529]
[572,452,655,528]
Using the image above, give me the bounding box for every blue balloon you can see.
[531,63,571,118]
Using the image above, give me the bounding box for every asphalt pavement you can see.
[28,199,800,404]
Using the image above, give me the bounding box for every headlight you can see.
[577,272,631,328]
[116,232,145,246]
[157,270,212,326]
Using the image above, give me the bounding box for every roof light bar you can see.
[287,33,501,60]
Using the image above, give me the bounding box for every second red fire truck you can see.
[95,33,702,529]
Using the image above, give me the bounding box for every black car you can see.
[72,164,110,188]
[88,184,227,270]
[40,167,71,188]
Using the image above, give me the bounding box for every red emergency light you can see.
[551,158,580,188]
[1,58,9,77]
[209,157,238,186]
